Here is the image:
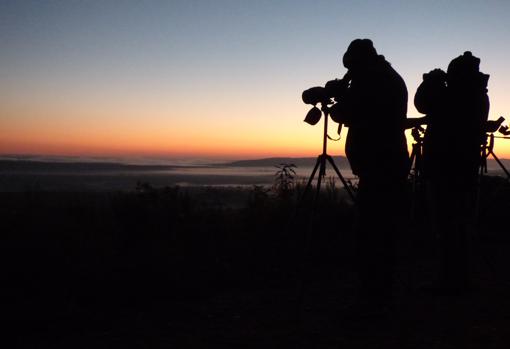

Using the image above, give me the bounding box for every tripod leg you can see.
[409,147,416,175]
[475,149,488,226]
[409,147,418,186]
[302,156,322,199]
[314,156,325,201]
[415,148,422,179]
[490,151,510,180]
[326,155,355,202]
[409,148,418,221]
[481,148,488,174]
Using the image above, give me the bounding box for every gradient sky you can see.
[2,0,510,160]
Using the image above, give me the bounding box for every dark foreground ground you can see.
[3,178,510,348]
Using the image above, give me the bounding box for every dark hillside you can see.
[3,178,510,347]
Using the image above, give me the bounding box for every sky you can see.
[2,0,510,160]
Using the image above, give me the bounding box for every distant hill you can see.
[0,160,179,172]
[2,156,510,174]
[223,156,351,168]
[223,156,510,173]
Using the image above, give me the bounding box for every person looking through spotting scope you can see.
[414,51,489,294]
[330,39,409,311]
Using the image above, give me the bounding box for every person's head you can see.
[342,39,378,70]
[447,51,488,89]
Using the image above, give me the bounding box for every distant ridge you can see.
[223,156,350,168]
[0,160,179,172]
[222,156,510,172]
[2,157,510,173]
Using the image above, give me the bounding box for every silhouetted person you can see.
[331,39,409,310]
[414,51,489,294]
[414,68,448,179]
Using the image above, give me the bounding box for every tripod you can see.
[409,127,425,186]
[476,132,510,226]
[479,133,510,180]
[470,132,510,285]
[476,122,510,224]
[301,103,355,202]
[408,126,425,220]
[295,102,354,328]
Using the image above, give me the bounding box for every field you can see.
[3,177,510,348]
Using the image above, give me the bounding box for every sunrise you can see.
[3,1,510,347]
[3,1,510,160]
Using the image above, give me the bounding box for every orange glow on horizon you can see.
[3,91,510,160]
[0,133,331,159]
[3,126,510,160]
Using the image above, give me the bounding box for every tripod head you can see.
[411,126,425,144]
[303,100,334,126]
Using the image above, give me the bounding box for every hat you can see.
[447,51,481,77]
[342,39,378,69]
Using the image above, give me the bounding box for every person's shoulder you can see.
[374,58,404,80]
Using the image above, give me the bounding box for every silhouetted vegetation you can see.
[273,163,296,199]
